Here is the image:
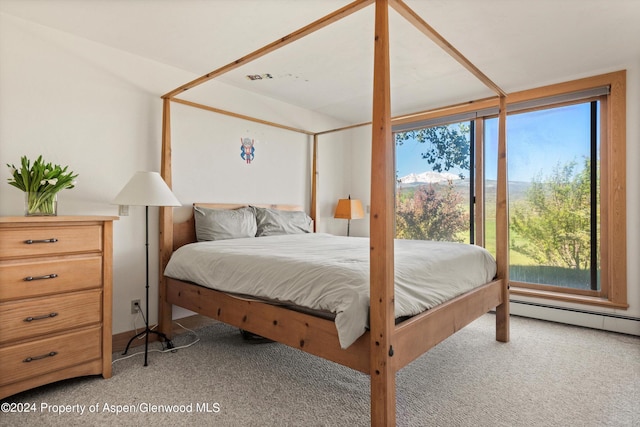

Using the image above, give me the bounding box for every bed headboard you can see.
[172,203,305,251]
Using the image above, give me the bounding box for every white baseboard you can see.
[510,300,640,336]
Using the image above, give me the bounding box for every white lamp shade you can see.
[113,171,181,207]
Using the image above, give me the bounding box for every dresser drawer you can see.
[0,256,102,302]
[0,289,102,344]
[0,326,101,386]
[0,225,102,259]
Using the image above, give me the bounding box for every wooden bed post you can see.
[159,97,174,338]
[311,134,318,232]
[495,95,510,342]
[370,0,396,425]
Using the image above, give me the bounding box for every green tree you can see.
[395,123,470,178]
[396,183,468,242]
[510,159,596,270]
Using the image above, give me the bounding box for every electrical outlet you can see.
[131,299,141,314]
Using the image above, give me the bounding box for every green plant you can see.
[510,159,595,271]
[7,155,78,215]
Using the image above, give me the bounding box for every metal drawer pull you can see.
[24,312,58,322]
[24,273,58,281]
[24,238,58,244]
[23,352,58,363]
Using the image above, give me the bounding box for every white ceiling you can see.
[1,0,639,124]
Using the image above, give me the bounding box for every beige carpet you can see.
[1,314,638,427]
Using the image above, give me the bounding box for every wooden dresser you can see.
[0,216,117,399]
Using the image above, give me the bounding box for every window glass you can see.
[486,102,600,292]
[394,122,473,243]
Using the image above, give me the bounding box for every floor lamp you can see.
[113,171,181,366]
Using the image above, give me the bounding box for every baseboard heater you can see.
[510,299,640,322]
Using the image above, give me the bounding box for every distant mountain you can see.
[398,171,461,184]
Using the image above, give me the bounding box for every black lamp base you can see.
[122,327,173,366]
[120,205,174,366]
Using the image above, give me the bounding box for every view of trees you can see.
[510,159,597,271]
[394,123,471,241]
[394,101,601,292]
[396,183,468,242]
[395,123,470,242]
[395,122,597,281]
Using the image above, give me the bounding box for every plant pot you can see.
[25,192,58,216]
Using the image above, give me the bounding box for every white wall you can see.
[170,103,311,220]
[315,130,351,235]
[347,126,373,238]
[0,13,347,334]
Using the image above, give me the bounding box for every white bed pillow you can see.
[194,206,257,241]
[252,206,313,236]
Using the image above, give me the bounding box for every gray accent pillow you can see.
[252,206,313,237]
[194,206,257,241]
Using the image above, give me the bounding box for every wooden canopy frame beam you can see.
[171,98,315,135]
[159,1,509,425]
[389,0,507,97]
[162,0,374,99]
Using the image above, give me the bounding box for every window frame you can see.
[501,97,602,297]
[390,71,627,309]
[506,72,626,309]
[393,118,476,244]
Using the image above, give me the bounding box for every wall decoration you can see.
[241,137,255,164]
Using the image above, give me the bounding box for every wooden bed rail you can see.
[163,276,504,376]
[166,278,371,373]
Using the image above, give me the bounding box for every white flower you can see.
[40,178,58,186]
[7,155,78,194]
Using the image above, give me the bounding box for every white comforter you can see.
[164,233,496,348]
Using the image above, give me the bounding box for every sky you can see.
[395,102,596,183]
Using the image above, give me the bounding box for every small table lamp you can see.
[113,171,181,366]
[334,195,364,236]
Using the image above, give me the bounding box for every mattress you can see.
[164,233,497,348]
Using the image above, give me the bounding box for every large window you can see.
[392,71,627,309]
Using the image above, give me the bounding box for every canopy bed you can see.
[157,1,510,425]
